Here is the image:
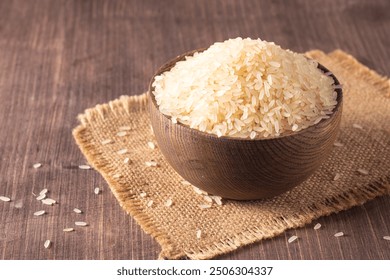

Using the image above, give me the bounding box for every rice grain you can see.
[94,187,100,195]
[39,189,48,196]
[117,131,127,137]
[119,126,131,131]
[352,123,363,129]
[73,208,82,214]
[75,221,88,227]
[41,198,56,205]
[33,210,46,216]
[147,142,156,149]
[101,139,113,145]
[36,194,46,201]
[334,232,344,237]
[314,223,322,230]
[117,148,128,155]
[383,236,390,241]
[123,157,130,164]
[165,199,173,207]
[333,141,344,147]
[0,196,11,202]
[333,173,341,181]
[357,169,369,175]
[44,240,51,249]
[288,235,298,243]
[147,200,154,207]
[196,229,202,239]
[78,165,91,170]
[33,163,42,169]
[63,228,75,232]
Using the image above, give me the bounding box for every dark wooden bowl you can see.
[148,49,343,200]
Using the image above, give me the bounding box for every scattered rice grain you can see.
[0,196,11,202]
[94,187,100,195]
[119,126,131,131]
[333,173,341,181]
[63,228,74,232]
[36,194,46,201]
[39,189,48,196]
[75,221,88,227]
[357,169,369,175]
[113,174,121,178]
[145,161,158,167]
[383,236,390,241]
[352,123,363,129]
[333,141,344,147]
[192,186,203,195]
[41,198,56,205]
[117,131,127,137]
[101,139,113,145]
[33,210,46,216]
[123,157,130,164]
[165,199,173,207]
[117,148,128,155]
[78,165,91,170]
[203,195,213,203]
[314,223,322,230]
[140,192,147,198]
[199,204,212,209]
[73,208,82,214]
[181,180,192,186]
[147,142,156,149]
[33,163,42,169]
[334,232,344,237]
[147,200,154,207]
[288,235,298,243]
[211,196,223,205]
[196,229,202,239]
[44,240,51,249]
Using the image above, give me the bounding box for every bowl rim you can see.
[148,48,343,142]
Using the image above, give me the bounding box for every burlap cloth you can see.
[73,50,390,260]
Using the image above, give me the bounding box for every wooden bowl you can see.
[148,50,343,200]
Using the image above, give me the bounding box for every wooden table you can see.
[0,0,389,260]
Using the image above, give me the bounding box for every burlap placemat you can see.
[73,50,390,260]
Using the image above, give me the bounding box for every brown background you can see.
[0,0,389,260]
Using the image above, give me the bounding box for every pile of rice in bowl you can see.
[152,37,338,139]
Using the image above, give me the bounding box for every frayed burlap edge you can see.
[73,50,390,260]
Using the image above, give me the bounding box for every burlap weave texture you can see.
[73,50,390,259]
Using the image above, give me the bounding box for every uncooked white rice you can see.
[333,141,344,147]
[313,223,322,230]
[164,199,173,207]
[147,200,154,207]
[196,229,202,239]
[75,221,88,227]
[44,240,51,249]
[140,192,147,198]
[123,157,130,164]
[153,37,337,138]
[39,189,48,196]
[36,193,46,201]
[117,148,128,155]
[78,165,91,170]
[357,169,369,175]
[192,186,204,195]
[33,163,42,169]
[41,198,56,205]
[63,228,75,232]
[203,195,213,203]
[73,208,82,214]
[33,210,46,216]
[119,126,131,131]
[352,123,363,129]
[0,196,11,202]
[94,187,100,195]
[145,161,158,167]
[288,235,298,243]
[101,139,113,145]
[113,174,121,178]
[211,196,223,205]
[333,173,341,181]
[117,131,127,137]
[334,232,344,237]
[147,141,156,149]
[199,204,212,209]
[181,180,192,186]
[384,236,390,241]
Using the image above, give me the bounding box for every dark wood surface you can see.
[0,0,389,260]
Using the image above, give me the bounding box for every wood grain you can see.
[149,52,343,200]
[0,0,389,259]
